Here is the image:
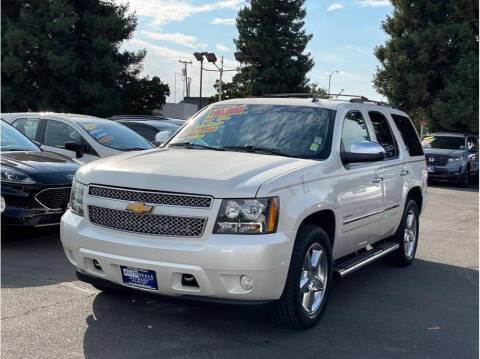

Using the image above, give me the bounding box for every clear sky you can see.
[114,0,394,102]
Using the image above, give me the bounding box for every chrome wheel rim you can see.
[404,209,417,259]
[299,243,328,315]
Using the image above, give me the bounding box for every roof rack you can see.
[261,93,395,108]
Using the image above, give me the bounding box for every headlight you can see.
[214,197,279,234]
[448,156,463,162]
[1,167,35,184]
[69,180,85,216]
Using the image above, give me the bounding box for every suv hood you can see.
[76,148,315,197]
[423,148,465,156]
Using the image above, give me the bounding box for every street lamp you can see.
[193,52,218,110]
[328,71,339,97]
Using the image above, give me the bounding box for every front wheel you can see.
[273,225,333,329]
[459,165,471,187]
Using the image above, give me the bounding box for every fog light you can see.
[0,196,5,213]
[240,275,253,290]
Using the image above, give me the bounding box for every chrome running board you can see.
[334,241,399,278]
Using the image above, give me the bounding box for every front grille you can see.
[35,187,71,210]
[426,155,448,166]
[88,206,207,237]
[89,185,212,208]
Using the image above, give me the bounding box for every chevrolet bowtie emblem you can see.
[125,202,153,215]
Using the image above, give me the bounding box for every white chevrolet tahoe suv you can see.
[61,95,427,328]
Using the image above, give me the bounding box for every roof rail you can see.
[348,97,396,108]
[260,93,396,108]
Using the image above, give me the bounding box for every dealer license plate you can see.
[121,266,158,290]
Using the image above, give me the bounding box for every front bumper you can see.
[427,163,464,180]
[61,210,294,301]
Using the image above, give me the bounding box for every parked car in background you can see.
[115,119,180,145]
[61,95,427,329]
[2,113,154,163]
[109,115,186,126]
[421,133,479,186]
[1,120,79,226]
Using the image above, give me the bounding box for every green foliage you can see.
[1,0,169,116]
[234,0,314,96]
[307,83,328,98]
[374,0,478,133]
[208,73,251,103]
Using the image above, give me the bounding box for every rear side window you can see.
[368,111,398,160]
[12,118,40,140]
[341,111,370,152]
[391,114,424,156]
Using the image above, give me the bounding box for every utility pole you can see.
[328,71,339,97]
[218,56,224,101]
[179,59,192,97]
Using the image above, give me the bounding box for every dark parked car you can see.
[113,118,182,144]
[421,133,479,186]
[110,115,185,126]
[1,120,80,226]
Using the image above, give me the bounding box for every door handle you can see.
[371,177,383,184]
[400,169,409,176]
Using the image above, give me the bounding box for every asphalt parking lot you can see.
[1,183,478,359]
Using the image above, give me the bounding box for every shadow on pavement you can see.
[82,259,478,359]
[1,226,76,288]
[428,179,479,193]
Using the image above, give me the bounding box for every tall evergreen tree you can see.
[1,0,169,116]
[374,0,478,133]
[234,0,314,95]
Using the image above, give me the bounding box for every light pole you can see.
[328,71,339,97]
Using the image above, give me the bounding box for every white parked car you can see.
[1,113,154,163]
[60,96,427,328]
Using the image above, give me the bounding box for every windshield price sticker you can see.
[207,105,245,119]
[83,124,96,131]
[98,135,114,143]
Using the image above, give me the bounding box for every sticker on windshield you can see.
[83,124,96,131]
[207,105,245,119]
[314,137,323,145]
[98,135,113,144]
[309,143,319,151]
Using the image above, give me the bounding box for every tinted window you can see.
[341,111,370,152]
[468,137,478,151]
[1,121,41,152]
[421,135,465,150]
[124,123,157,142]
[368,111,398,159]
[391,114,424,156]
[76,119,154,151]
[12,118,40,140]
[170,105,336,159]
[44,120,82,148]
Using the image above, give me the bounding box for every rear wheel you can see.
[388,199,419,267]
[273,225,332,329]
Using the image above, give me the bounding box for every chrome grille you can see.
[89,185,212,208]
[426,155,448,166]
[35,187,71,210]
[88,206,207,237]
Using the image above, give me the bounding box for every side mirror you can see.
[154,131,172,146]
[65,141,84,158]
[341,141,385,164]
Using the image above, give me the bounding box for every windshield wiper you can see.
[124,147,149,151]
[169,142,224,151]
[222,145,296,158]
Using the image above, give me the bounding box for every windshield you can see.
[1,121,40,152]
[168,104,336,159]
[421,135,465,150]
[77,120,154,151]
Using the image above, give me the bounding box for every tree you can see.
[307,83,328,98]
[374,0,478,133]
[208,73,251,103]
[1,0,169,116]
[234,0,314,96]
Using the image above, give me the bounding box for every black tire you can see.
[458,165,471,187]
[273,225,333,329]
[388,199,419,267]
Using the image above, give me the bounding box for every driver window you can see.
[341,111,370,152]
[44,120,82,148]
